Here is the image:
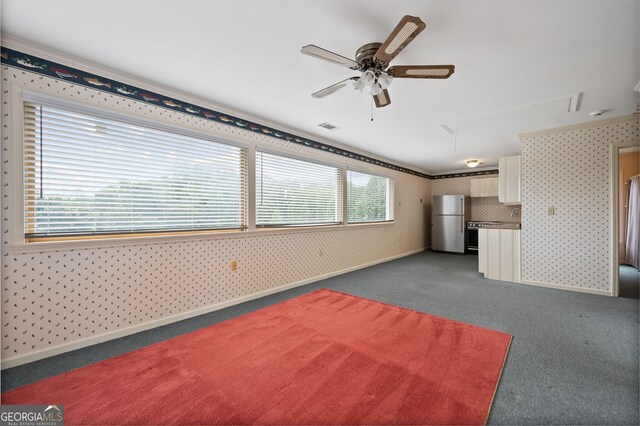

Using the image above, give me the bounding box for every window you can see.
[256,151,342,226]
[23,101,248,240]
[347,170,392,223]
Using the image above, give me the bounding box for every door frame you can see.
[610,141,639,297]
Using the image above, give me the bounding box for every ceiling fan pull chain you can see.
[371,96,374,122]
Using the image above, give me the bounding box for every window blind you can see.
[256,151,342,226]
[347,170,392,223]
[23,101,248,239]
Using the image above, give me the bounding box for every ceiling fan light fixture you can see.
[352,77,365,92]
[355,70,393,96]
[466,160,480,168]
[361,70,376,86]
[370,83,383,96]
[378,73,393,89]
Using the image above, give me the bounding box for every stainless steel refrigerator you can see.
[432,195,470,253]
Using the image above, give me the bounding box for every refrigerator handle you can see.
[460,215,463,233]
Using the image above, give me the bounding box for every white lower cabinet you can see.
[478,229,521,283]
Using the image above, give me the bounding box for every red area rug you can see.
[2,289,511,425]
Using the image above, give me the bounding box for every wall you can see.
[431,175,516,221]
[0,50,430,366]
[618,151,640,256]
[520,117,639,294]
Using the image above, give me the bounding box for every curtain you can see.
[626,176,640,269]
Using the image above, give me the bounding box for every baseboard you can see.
[519,279,612,296]
[1,248,426,369]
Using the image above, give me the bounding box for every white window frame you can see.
[10,88,250,247]
[345,167,395,224]
[22,97,251,239]
[7,86,394,254]
[254,147,345,228]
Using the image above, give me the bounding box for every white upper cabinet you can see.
[470,177,499,197]
[498,155,521,204]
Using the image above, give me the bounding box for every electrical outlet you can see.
[231,260,238,271]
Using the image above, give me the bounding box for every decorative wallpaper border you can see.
[430,169,498,179]
[1,46,437,178]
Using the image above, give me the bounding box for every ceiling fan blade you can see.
[373,15,426,64]
[301,45,359,69]
[312,77,358,98]
[388,65,455,79]
[373,89,391,108]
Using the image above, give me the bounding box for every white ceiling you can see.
[2,0,638,174]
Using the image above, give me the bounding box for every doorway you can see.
[613,144,640,298]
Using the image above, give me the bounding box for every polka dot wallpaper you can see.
[521,119,639,291]
[1,65,430,363]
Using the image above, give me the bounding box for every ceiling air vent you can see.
[318,122,340,131]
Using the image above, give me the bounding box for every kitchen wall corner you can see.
[431,174,516,222]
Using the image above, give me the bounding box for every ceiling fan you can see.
[301,15,455,108]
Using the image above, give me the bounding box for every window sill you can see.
[8,221,395,254]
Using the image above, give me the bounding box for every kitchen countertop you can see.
[483,222,521,229]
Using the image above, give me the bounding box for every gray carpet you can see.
[2,252,638,425]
